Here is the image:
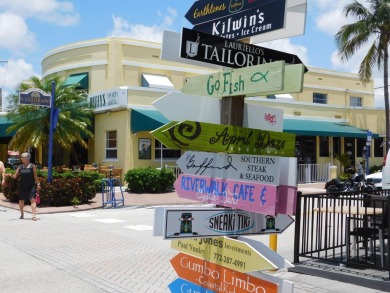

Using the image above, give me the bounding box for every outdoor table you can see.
[313,206,383,262]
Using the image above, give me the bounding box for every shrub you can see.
[124,167,175,193]
[369,165,382,174]
[2,170,99,206]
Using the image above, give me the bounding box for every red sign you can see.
[171,253,278,293]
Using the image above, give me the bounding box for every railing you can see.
[165,165,182,178]
[298,163,330,183]
[294,190,390,278]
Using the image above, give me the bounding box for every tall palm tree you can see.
[335,0,390,153]
[6,76,94,163]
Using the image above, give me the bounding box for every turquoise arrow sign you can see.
[169,278,216,293]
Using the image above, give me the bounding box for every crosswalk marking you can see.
[94,218,126,224]
[124,225,153,231]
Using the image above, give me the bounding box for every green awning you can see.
[0,116,15,137]
[284,119,379,138]
[63,73,88,89]
[131,109,169,133]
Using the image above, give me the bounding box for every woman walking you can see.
[13,152,40,221]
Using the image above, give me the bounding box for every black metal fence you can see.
[294,190,390,278]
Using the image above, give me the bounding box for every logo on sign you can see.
[186,34,200,58]
[229,0,244,12]
[264,113,277,125]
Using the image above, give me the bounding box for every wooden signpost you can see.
[150,121,180,150]
[182,62,305,98]
[162,208,295,239]
[170,253,279,293]
[174,174,279,215]
[171,237,278,273]
[153,120,296,157]
[176,151,281,185]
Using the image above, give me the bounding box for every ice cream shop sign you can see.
[88,88,128,112]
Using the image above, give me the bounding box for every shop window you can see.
[333,137,341,156]
[319,137,329,157]
[141,74,174,90]
[313,93,327,104]
[356,138,370,157]
[155,140,181,160]
[106,130,117,159]
[374,137,384,157]
[350,97,362,107]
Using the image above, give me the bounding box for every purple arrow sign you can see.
[174,174,279,215]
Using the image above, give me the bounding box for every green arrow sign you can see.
[182,61,285,98]
[154,120,295,157]
[150,121,179,150]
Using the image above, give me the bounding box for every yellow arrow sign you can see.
[171,237,277,273]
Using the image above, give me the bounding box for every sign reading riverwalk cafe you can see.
[19,88,51,107]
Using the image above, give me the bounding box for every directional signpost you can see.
[181,27,308,72]
[174,174,279,215]
[192,0,287,40]
[162,208,294,239]
[153,120,296,157]
[172,236,278,273]
[169,278,216,293]
[182,61,305,98]
[150,121,180,150]
[19,88,51,107]
[171,253,279,293]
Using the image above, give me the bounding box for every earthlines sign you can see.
[181,28,308,72]
[192,0,286,40]
[163,208,294,239]
[185,0,275,26]
[176,151,281,185]
[182,61,305,98]
[174,174,279,215]
[171,237,277,273]
[19,88,51,107]
[169,278,216,293]
[171,253,279,293]
[155,120,296,157]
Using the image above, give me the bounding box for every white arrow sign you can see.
[154,207,295,239]
[177,151,281,185]
[153,92,284,132]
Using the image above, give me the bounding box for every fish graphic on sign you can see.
[174,212,199,236]
[186,34,200,58]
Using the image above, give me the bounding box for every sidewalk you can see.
[0,183,326,214]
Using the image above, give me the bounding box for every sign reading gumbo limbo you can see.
[193,0,286,40]
[181,28,308,71]
[158,120,295,157]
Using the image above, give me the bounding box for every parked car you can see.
[366,171,382,190]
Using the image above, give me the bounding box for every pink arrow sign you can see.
[174,174,279,216]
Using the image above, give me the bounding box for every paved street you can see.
[0,204,387,293]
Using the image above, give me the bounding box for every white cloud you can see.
[0,59,38,90]
[0,0,80,26]
[0,13,36,53]
[110,8,178,43]
[255,39,309,66]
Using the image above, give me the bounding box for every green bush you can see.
[124,167,175,193]
[369,165,382,174]
[2,170,100,206]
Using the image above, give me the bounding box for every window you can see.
[155,140,181,160]
[313,93,327,104]
[350,97,362,107]
[141,74,174,90]
[106,131,117,159]
[356,138,369,157]
[319,137,329,157]
[374,137,384,157]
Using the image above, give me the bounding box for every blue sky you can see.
[0,0,386,106]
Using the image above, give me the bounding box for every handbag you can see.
[35,192,41,204]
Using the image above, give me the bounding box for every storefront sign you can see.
[169,278,215,293]
[88,88,127,112]
[182,61,284,98]
[157,120,296,157]
[19,88,51,107]
[181,28,308,72]
[174,174,279,215]
[163,208,294,239]
[177,151,281,185]
[170,253,279,293]
[171,237,277,273]
[193,0,286,40]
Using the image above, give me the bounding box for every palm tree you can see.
[6,76,94,164]
[335,0,390,153]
